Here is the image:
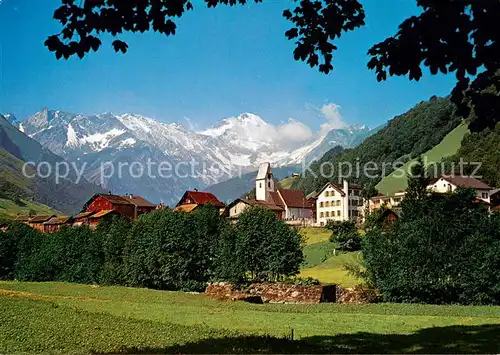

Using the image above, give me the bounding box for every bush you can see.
[363,188,500,305]
[326,220,362,251]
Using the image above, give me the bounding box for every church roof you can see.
[256,162,270,180]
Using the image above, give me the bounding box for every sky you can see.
[0,0,458,136]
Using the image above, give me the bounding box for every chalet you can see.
[315,181,363,226]
[27,215,56,232]
[427,175,492,202]
[228,163,312,222]
[377,208,401,228]
[43,216,73,233]
[120,194,157,218]
[72,211,96,227]
[228,198,285,220]
[83,194,136,219]
[175,190,225,213]
[88,210,121,230]
[14,215,31,224]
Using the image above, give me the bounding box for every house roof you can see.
[83,194,134,209]
[179,191,225,208]
[316,182,346,197]
[429,175,491,190]
[268,191,285,207]
[73,211,96,219]
[28,215,56,223]
[173,204,199,213]
[44,216,72,225]
[256,162,271,180]
[278,188,309,208]
[88,210,119,219]
[119,195,156,208]
[490,188,500,197]
[234,198,285,211]
[14,215,32,222]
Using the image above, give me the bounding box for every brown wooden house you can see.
[82,193,156,220]
[175,190,225,213]
[43,216,73,233]
[72,211,96,227]
[27,215,56,232]
[88,210,121,230]
[120,194,157,218]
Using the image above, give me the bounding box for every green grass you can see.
[300,252,361,287]
[0,198,58,220]
[300,227,331,245]
[1,282,500,354]
[377,122,469,196]
[279,176,296,189]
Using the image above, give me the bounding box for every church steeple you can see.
[256,162,275,201]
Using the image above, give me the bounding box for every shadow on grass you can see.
[98,324,500,354]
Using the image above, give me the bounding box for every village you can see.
[11,162,500,233]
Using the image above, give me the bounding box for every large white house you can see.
[228,163,313,222]
[315,181,364,226]
[427,175,492,203]
[368,175,494,212]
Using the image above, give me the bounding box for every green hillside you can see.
[0,115,104,214]
[376,122,469,195]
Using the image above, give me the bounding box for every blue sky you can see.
[1,0,457,132]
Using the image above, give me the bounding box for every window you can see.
[482,192,489,199]
[325,201,330,207]
[268,181,271,188]
[259,183,262,188]
[325,211,330,217]
[320,202,324,207]
[337,200,341,206]
[320,212,324,217]
[325,191,330,197]
[353,190,360,196]
[337,211,341,217]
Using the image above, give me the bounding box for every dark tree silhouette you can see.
[46,1,500,130]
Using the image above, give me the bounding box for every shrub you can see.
[326,220,362,251]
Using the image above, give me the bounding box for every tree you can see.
[227,207,303,282]
[47,1,500,129]
[405,156,431,200]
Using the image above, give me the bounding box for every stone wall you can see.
[205,282,336,304]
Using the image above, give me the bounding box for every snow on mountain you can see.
[19,109,374,205]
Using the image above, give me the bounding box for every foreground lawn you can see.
[2,282,500,354]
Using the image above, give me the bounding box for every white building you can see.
[228,162,313,222]
[427,175,492,203]
[315,181,363,226]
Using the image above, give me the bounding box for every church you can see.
[227,163,313,222]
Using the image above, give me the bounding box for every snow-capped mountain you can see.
[18,108,374,205]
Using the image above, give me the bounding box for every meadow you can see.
[1,281,500,354]
[299,227,360,287]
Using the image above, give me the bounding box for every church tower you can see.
[256,162,275,201]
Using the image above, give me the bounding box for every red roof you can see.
[278,188,309,208]
[429,175,491,190]
[179,191,225,208]
[268,191,285,208]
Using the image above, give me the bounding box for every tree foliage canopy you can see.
[46,1,500,129]
[363,188,500,305]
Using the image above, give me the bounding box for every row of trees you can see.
[0,206,303,291]
[360,162,500,305]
